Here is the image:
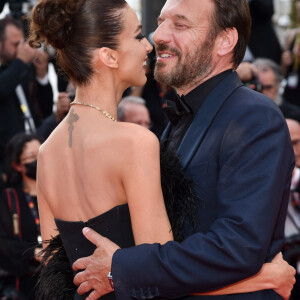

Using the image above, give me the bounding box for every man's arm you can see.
[0,41,38,100]
[0,59,30,100]
[74,95,294,299]
[111,104,293,299]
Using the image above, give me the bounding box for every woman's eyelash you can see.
[136,33,145,40]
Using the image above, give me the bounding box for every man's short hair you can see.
[0,17,23,42]
[253,58,283,86]
[117,96,146,121]
[211,0,252,69]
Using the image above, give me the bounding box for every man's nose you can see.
[153,21,171,45]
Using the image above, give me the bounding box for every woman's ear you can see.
[97,47,119,69]
[11,161,23,173]
[216,27,238,57]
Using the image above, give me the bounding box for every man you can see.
[237,58,300,123]
[117,96,152,129]
[284,119,300,300]
[73,0,294,299]
[0,17,53,171]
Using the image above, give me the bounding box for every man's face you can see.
[153,0,217,91]
[287,119,300,167]
[124,103,151,129]
[257,68,279,101]
[0,24,23,66]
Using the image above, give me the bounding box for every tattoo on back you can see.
[67,108,80,148]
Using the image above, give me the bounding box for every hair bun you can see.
[29,0,82,49]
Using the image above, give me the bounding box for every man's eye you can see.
[175,24,186,28]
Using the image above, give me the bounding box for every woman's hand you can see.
[269,252,296,300]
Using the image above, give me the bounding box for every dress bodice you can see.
[55,204,134,299]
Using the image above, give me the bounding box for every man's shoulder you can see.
[226,85,282,115]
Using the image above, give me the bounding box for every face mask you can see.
[24,160,37,180]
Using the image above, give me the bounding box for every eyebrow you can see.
[157,14,191,23]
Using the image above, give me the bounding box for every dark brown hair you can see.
[29,0,128,85]
[210,0,252,69]
[0,17,23,42]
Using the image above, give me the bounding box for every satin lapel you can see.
[177,72,243,169]
[160,123,172,142]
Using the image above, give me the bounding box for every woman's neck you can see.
[75,75,125,119]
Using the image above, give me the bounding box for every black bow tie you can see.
[162,94,191,125]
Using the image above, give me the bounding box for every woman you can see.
[281,0,300,106]
[0,133,42,299]
[29,0,294,299]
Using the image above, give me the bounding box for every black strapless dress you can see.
[36,146,199,300]
[55,204,134,299]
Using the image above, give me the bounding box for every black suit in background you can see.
[279,99,300,124]
[0,58,53,170]
[248,0,282,64]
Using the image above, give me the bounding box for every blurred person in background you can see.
[0,133,42,300]
[117,96,151,129]
[0,17,53,172]
[284,118,300,300]
[247,0,282,64]
[281,0,300,107]
[36,91,72,140]
[237,58,300,122]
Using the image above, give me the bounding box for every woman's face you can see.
[13,139,41,179]
[116,6,153,87]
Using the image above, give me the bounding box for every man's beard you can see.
[154,33,216,90]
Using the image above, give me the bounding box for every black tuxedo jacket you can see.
[112,72,294,299]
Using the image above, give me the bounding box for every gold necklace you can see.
[70,101,117,122]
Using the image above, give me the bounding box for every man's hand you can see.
[16,41,37,64]
[73,227,120,300]
[55,92,71,122]
[270,252,296,300]
[236,62,258,82]
[34,247,43,263]
[33,50,49,80]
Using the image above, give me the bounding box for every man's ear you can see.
[216,27,238,57]
[97,47,119,69]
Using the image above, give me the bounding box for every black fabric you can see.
[248,0,282,64]
[0,185,41,299]
[36,146,199,299]
[0,59,53,166]
[279,99,300,123]
[165,70,232,152]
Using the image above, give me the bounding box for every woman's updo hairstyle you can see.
[29,0,128,85]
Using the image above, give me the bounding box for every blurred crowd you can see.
[0,0,300,299]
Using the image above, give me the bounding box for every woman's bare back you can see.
[38,107,157,223]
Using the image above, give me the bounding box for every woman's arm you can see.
[120,126,173,245]
[193,253,295,299]
[37,149,58,248]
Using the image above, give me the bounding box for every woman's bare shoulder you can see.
[115,122,159,153]
[37,123,67,160]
